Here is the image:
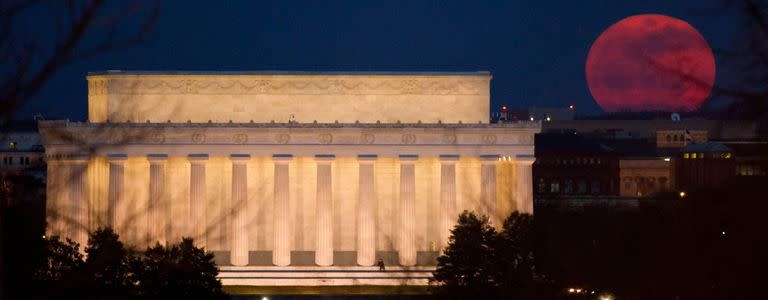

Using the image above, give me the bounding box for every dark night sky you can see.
[19,0,742,121]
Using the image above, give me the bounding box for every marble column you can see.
[315,155,335,266]
[356,155,377,266]
[439,155,459,249]
[107,154,127,233]
[515,155,536,214]
[147,154,167,246]
[68,155,89,249]
[188,154,208,246]
[398,155,418,266]
[480,155,499,225]
[273,154,292,266]
[230,154,250,266]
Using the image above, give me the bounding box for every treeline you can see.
[4,227,223,299]
[433,176,768,299]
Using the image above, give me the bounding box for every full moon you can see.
[586,14,715,112]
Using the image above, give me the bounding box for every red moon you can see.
[586,14,715,112]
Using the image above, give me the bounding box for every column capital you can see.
[230,154,251,163]
[315,154,336,163]
[272,154,293,163]
[514,154,536,165]
[439,154,460,163]
[480,154,500,164]
[147,154,168,164]
[399,154,419,163]
[107,153,128,163]
[187,154,209,164]
[60,153,90,164]
[357,154,378,163]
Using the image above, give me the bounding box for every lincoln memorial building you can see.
[40,71,540,286]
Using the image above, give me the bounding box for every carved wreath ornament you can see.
[233,134,248,144]
[442,134,457,144]
[275,134,290,144]
[402,134,416,144]
[191,133,206,144]
[481,134,497,145]
[360,133,375,144]
[318,133,333,144]
[150,133,165,144]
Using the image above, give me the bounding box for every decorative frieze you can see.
[99,77,488,96]
[38,121,540,148]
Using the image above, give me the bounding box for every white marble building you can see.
[41,71,540,286]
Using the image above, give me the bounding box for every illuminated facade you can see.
[40,71,539,286]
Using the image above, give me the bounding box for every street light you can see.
[679,191,686,198]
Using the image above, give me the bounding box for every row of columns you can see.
[85,153,534,267]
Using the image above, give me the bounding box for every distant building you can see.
[533,133,619,197]
[723,140,768,177]
[1,121,46,206]
[1,121,45,176]
[619,159,671,197]
[673,142,735,191]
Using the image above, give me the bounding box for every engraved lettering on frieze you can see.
[402,133,416,144]
[110,78,485,95]
[442,134,457,144]
[233,134,248,144]
[360,133,375,144]
[318,133,333,144]
[481,134,497,145]
[191,133,206,144]
[275,134,290,144]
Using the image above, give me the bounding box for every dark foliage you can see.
[77,227,138,299]
[134,238,224,299]
[432,210,550,299]
[536,176,768,299]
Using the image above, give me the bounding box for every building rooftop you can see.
[681,141,732,153]
[87,70,491,77]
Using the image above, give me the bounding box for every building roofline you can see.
[37,119,541,130]
[87,70,492,77]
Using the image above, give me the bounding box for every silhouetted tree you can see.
[433,211,552,299]
[432,211,499,299]
[134,238,224,299]
[78,227,138,299]
[34,236,84,281]
[494,212,537,299]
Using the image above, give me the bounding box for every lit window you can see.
[724,153,731,159]
[683,153,689,159]
[691,153,697,159]
[550,181,560,193]
[9,141,16,150]
[699,153,704,159]
[537,179,546,193]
